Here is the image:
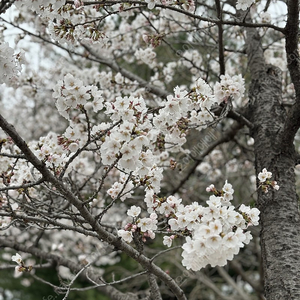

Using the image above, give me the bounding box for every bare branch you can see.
[172,121,243,194]
[0,178,45,192]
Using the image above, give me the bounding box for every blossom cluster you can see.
[52,72,244,188]
[118,180,260,271]
[0,43,24,86]
[52,73,245,203]
[14,0,64,12]
[135,48,157,68]
[236,0,255,10]
[11,253,32,277]
[14,0,109,47]
[107,174,135,201]
[95,93,167,197]
[32,131,69,173]
[145,0,160,10]
[260,12,271,23]
[214,74,245,104]
[142,34,164,48]
[0,139,40,186]
[258,168,279,193]
[100,96,156,168]
[118,206,158,242]
[153,79,216,139]
[188,78,216,127]
[53,73,104,120]
[179,182,259,270]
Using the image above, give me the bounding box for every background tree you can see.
[0,0,299,299]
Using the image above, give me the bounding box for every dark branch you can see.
[281,0,300,147]
[171,121,243,194]
[215,0,225,75]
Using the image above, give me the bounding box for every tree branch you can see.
[281,0,300,147]
[242,11,266,79]
[0,0,15,14]
[0,113,187,300]
[172,121,243,194]
[147,273,162,300]
[215,0,225,75]
[65,1,285,32]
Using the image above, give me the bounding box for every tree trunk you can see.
[248,63,300,300]
[242,5,300,297]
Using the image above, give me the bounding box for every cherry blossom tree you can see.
[0,0,299,299]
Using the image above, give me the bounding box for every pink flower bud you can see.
[142,34,149,43]
[124,223,131,230]
[74,0,83,8]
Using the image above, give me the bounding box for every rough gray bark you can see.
[245,6,300,299]
[248,68,300,300]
